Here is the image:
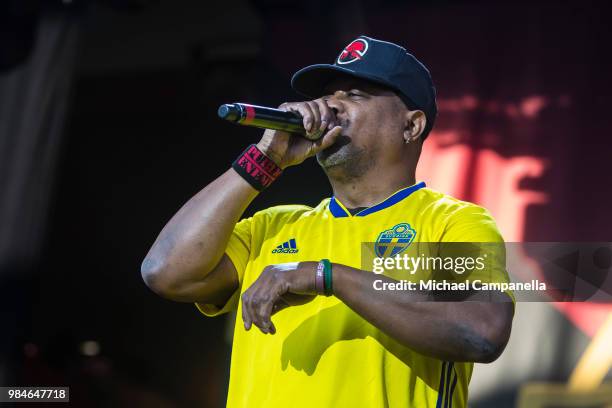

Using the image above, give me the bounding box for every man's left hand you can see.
[241,262,318,334]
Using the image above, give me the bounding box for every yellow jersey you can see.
[197,182,511,408]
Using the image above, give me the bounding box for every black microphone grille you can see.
[217,104,241,121]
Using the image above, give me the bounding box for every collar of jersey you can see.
[328,181,426,218]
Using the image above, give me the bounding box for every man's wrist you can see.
[256,141,285,169]
[315,261,325,294]
[232,144,282,191]
[313,259,333,296]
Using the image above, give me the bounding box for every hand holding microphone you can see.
[218,103,308,137]
[218,102,337,140]
[219,100,343,169]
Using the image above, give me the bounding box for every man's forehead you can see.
[322,77,394,95]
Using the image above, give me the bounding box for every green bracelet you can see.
[321,259,333,296]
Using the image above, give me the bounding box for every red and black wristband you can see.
[232,144,282,191]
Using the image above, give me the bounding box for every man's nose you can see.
[326,91,347,116]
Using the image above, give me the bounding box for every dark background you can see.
[1,0,611,407]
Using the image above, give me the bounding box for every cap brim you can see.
[291,64,396,99]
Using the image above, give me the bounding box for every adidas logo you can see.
[272,238,299,254]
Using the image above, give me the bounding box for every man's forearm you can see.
[141,168,258,298]
[332,264,513,363]
[142,111,342,303]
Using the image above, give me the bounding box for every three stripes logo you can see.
[272,238,299,254]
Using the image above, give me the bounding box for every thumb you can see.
[310,126,343,155]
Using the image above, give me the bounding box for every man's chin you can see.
[317,146,348,169]
[316,138,374,180]
[316,136,352,168]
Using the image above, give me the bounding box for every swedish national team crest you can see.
[375,223,416,257]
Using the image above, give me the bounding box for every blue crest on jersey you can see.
[375,223,416,257]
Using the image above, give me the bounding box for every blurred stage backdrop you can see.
[1,0,611,407]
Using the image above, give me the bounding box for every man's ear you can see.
[403,110,426,143]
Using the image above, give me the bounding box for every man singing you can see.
[141,36,514,407]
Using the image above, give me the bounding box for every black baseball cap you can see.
[291,35,437,139]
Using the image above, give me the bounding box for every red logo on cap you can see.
[337,38,369,65]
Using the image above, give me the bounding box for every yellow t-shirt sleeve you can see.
[440,204,515,305]
[195,216,252,317]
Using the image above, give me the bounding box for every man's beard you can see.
[316,136,376,181]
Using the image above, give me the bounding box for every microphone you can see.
[218,103,319,139]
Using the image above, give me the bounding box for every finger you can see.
[252,302,269,334]
[305,101,322,137]
[257,298,277,335]
[311,125,343,155]
[315,99,336,131]
[247,273,276,334]
[250,290,272,334]
[284,102,315,133]
[252,271,285,334]
[241,291,253,331]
